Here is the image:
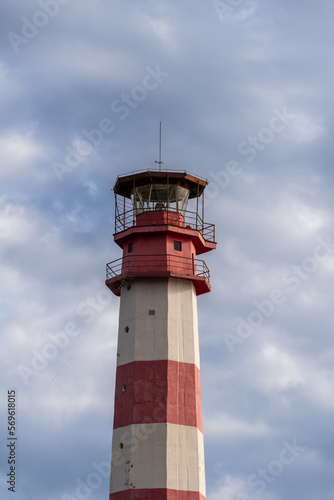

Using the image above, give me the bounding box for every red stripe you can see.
[110,489,205,499]
[113,360,202,432]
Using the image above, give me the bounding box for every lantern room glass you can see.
[132,184,190,216]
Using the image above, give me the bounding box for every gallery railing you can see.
[106,254,210,283]
[114,208,215,243]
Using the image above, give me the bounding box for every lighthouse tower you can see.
[106,170,216,500]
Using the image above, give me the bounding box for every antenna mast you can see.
[154,121,164,171]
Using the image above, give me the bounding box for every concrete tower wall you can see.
[110,277,205,499]
[116,278,200,367]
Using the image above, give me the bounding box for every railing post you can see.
[114,193,117,234]
[202,189,205,235]
[123,196,125,230]
[196,182,199,231]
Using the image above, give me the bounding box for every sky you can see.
[1,0,334,499]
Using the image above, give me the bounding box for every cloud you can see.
[0,127,44,174]
[1,1,334,499]
[208,474,276,500]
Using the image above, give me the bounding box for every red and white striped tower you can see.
[106,170,216,500]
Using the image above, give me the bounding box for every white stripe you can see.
[110,423,205,496]
[116,278,200,368]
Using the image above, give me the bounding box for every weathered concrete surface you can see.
[110,278,205,499]
[110,423,205,496]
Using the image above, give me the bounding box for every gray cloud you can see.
[1,1,334,499]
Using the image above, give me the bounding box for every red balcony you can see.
[105,254,211,296]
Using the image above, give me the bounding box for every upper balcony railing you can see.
[114,207,215,243]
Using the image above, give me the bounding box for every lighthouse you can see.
[106,169,216,499]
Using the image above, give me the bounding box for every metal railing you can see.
[106,254,210,283]
[114,208,215,243]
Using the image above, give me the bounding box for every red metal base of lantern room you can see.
[106,209,213,297]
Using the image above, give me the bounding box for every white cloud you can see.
[205,413,270,438]
[288,114,325,143]
[208,474,276,500]
[139,13,176,48]
[208,475,249,500]
[1,1,334,499]
[0,63,22,100]
[0,126,44,173]
[261,343,305,391]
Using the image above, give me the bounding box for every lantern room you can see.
[113,170,211,235]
